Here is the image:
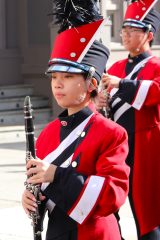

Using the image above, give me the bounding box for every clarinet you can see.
[98,80,111,118]
[24,96,42,240]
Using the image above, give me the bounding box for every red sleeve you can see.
[143,78,160,107]
[93,123,129,217]
[41,117,129,225]
[67,121,129,224]
[125,60,160,109]
[107,58,160,110]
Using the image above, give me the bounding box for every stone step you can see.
[0,124,46,143]
[0,84,34,98]
[0,108,51,126]
[0,96,49,111]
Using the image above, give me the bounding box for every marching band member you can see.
[22,1,130,239]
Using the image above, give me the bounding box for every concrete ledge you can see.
[0,124,46,143]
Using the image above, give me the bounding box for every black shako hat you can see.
[142,8,160,34]
[46,0,110,82]
[81,40,109,82]
[123,0,160,34]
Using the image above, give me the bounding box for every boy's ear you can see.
[148,31,154,42]
[87,78,98,92]
[92,78,98,88]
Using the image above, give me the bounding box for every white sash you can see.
[42,113,94,213]
[41,113,94,191]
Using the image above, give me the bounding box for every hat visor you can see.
[123,19,147,29]
[46,64,85,74]
[123,22,145,29]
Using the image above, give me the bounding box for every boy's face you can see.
[51,72,90,115]
[120,26,147,52]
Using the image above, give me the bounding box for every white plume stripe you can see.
[41,114,94,191]
[140,0,159,21]
[132,80,152,110]
[69,176,105,224]
[77,18,108,63]
[114,103,131,122]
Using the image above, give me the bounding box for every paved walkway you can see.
[0,141,137,240]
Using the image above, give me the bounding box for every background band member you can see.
[97,0,160,239]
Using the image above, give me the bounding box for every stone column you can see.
[49,4,62,117]
[100,0,111,49]
[0,0,6,49]
[0,0,22,86]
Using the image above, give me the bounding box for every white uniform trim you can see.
[111,97,121,108]
[46,199,56,213]
[112,56,153,121]
[132,80,152,110]
[114,103,131,122]
[41,114,94,191]
[69,175,105,224]
[126,56,153,80]
[60,154,74,168]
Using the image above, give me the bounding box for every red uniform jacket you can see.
[107,55,160,235]
[36,105,129,240]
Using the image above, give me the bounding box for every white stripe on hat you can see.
[140,0,159,21]
[77,18,108,63]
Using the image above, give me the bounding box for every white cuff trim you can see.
[132,80,152,110]
[69,176,105,224]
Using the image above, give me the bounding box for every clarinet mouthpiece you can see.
[24,96,31,107]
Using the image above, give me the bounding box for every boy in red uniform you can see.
[97,0,160,239]
[22,1,130,239]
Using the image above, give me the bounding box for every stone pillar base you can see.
[0,49,22,86]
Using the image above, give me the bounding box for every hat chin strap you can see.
[144,24,152,33]
[135,31,151,55]
[86,67,96,80]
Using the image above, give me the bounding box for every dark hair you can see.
[90,89,98,98]
[82,73,98,99]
